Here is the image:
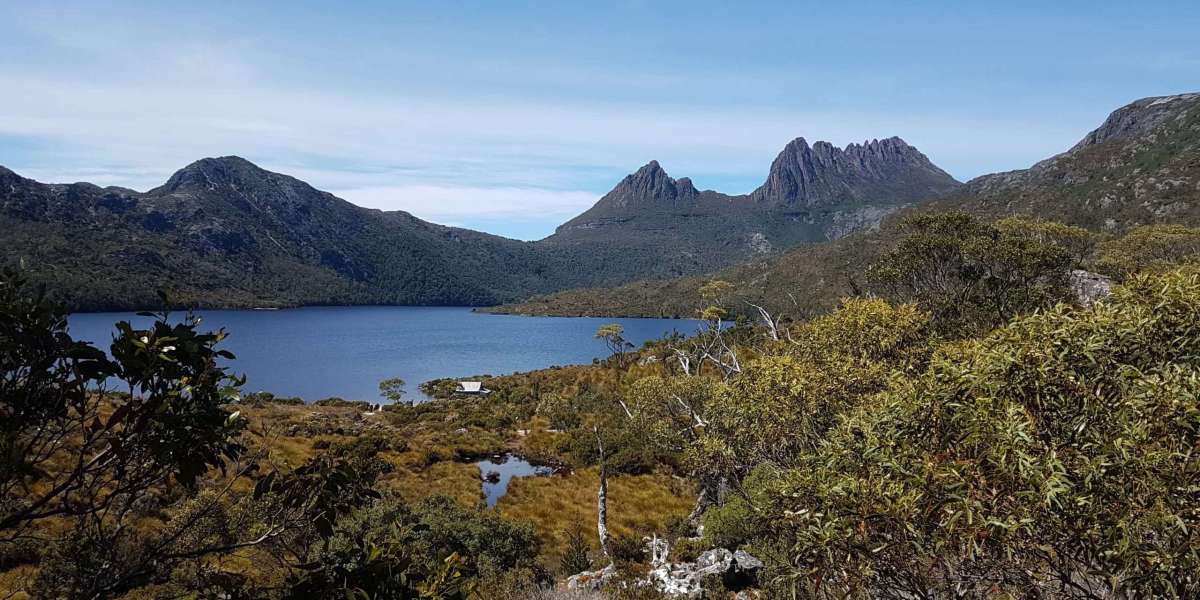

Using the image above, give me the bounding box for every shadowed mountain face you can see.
[2,133,957,310]
[490,92,1200,318]
[1,157,570,310]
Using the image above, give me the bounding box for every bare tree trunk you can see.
[747,301,781,341]
[594,425,612,564]
[685,485,712,531]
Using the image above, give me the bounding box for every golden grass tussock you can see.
[497,468,694,565]
[384,460,484,507]
[0,565,35,599]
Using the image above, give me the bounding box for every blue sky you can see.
[1,1,1197,240]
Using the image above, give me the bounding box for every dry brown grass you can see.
[0,565,34,599]
[498,468,694,567]
[383,460,484,507]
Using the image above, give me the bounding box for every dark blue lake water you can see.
[68,307,694,403]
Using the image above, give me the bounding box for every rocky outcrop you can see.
[593,161,700,210]
[565,564,616,591]
[826,204,905,240]
[1069,269,1115,305]
[750,137,959,208]
[562,540,763,597]
[1069,93,1200,152]
[646,538,763,598]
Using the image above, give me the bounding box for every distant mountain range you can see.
[1,131,960,310]
[490,92,1200,317]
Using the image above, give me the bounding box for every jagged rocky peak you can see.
[1070,92,1200,152]
[750,135,958,207]
[596,160,699,209]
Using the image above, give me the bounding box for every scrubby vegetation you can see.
[4,209,1200,598]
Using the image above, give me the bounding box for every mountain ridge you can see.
[487,91,1200,318]
[2,131,957,310]
[540,135,960,285]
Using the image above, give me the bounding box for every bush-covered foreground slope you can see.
[4,207,1200,598]
[489,92,1200,318]
[697,266,1200,598]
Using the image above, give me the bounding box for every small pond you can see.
[476,454,554,507]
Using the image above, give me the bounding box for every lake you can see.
[68,306,695,403]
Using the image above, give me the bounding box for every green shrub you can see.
[312,397,371,410]
[609,532,646,565]
[1094,223,1200,278]
[558,523,592,575]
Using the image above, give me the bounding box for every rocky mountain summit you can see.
[1069,93,1200,151]
[585,160,700,211]
[749,136,958,207]
[558,135,958,234]
[545,135,960,285]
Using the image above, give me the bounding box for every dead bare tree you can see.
[593,425,612,564]
[746,301,782,341]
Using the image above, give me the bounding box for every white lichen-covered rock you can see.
[566,564,616,591]
[733,549,764,571]
[648,549,732,597]
[647,545,764,597]
[1069,269,1115,305]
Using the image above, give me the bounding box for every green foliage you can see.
[694,297,933,478]
[609,532,646,565]
[1094,223,1200,278]
[0,269,265,597]
[996,214,1096,267]
[242,390,305,406]
[867,211,1073,336]
[559,523,593,575]
[379,376,407,402]
[596,323,633,360]
[293,494,543,598]
[1,266,245,520]
[704,267,1200,597]
[419,377,467,400]
[312,397,372,410]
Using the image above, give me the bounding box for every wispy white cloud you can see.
[0,3,1133,238]
[334,184,598,223]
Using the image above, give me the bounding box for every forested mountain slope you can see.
[1,157,572,310]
